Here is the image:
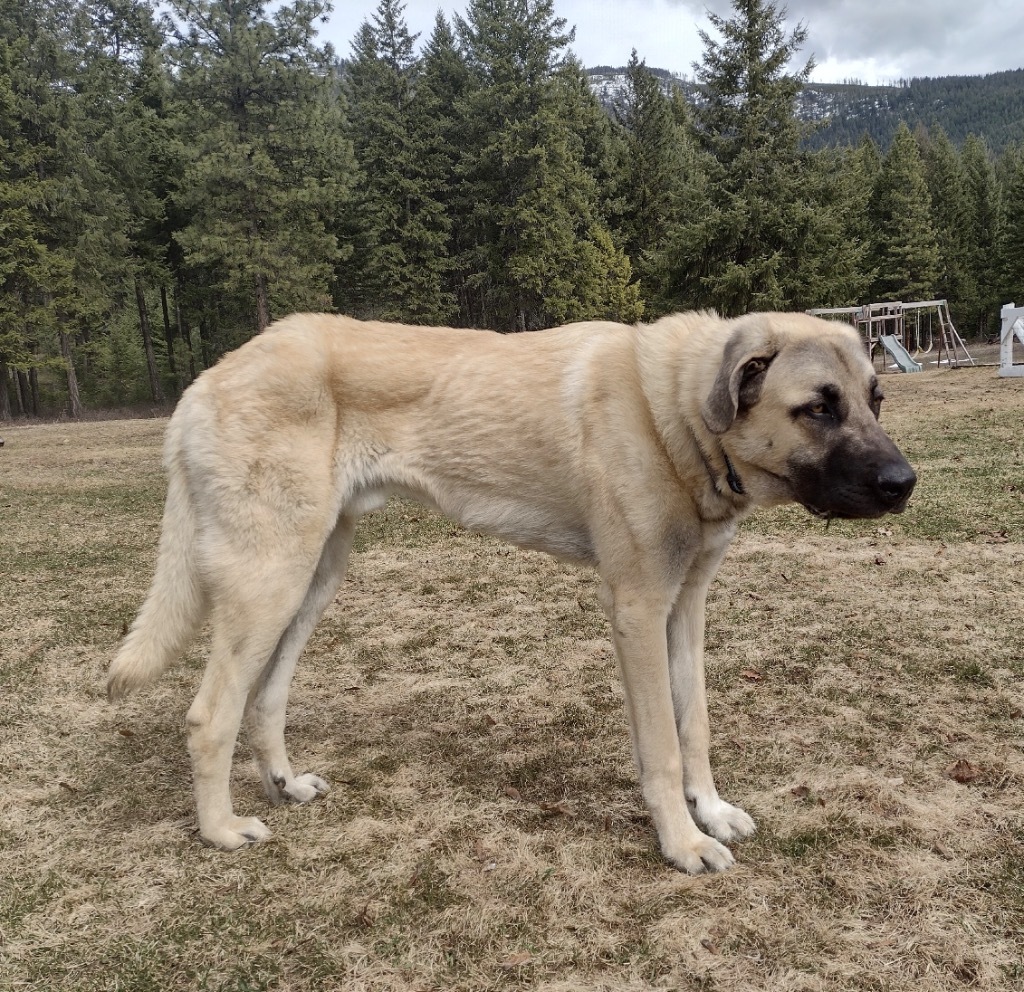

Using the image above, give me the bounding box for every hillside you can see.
[587,66,1024,151]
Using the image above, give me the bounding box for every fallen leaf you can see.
[945,759,982,784]
[700,938,718,954]
[503,784,521,801]
[118,727,135,738]
[538,800,575,818]
[740,668,763,682]
[499,952,533,969]
[790,785,810,799]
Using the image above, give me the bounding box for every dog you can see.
[108,310,915,873]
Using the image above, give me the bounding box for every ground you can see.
[0,363,1021,991]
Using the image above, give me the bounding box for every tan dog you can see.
[108,311,915,873]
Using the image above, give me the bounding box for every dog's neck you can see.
[635,324,749,510]
[687,422,748,505]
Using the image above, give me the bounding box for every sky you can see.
[319,0,1024,85]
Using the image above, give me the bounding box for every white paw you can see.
[270,772,329,805]
[663,831,735,874]
[689,795,757,843]
[201,816,272,850]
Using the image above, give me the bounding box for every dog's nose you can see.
[877,460,916,508]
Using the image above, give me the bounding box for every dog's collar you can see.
[688,424,747,500]
[723,451,746,495]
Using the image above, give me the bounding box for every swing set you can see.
[807,300,975,372]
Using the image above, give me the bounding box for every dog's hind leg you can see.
[185,562,317,851]
[245,515,357,807]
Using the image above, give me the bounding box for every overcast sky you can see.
[319,0,1024,85]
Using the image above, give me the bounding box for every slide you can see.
[879,334,923,373]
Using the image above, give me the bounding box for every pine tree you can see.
[868,122,941,303]
[0,10,44,417]
[847,134,882,260]
[673,0,815,315]
[920,125,977,328]
[831,138,882,301]
[554,56,628,230]
[0,0,130,417]
[79,0,183,403]
[783,147,872,309]
[997,145,1024,309]
[456,0,639,329]
[613,51,682,275]
[168,0,350,350]
[961,134,1003,335]
[341,1,454,323]
[413,13,474,322]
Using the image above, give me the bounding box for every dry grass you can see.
[1,366,1022,991]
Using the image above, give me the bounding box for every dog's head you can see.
[701,313,916,520]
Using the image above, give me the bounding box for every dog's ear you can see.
[701,324,778,435]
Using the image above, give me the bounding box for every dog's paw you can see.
[275,772,329,805]
[689,795,756,843]
[201,816,272,850]
[663,831,735,874]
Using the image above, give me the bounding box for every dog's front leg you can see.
[668,575,756,845]
[601,582,735,873]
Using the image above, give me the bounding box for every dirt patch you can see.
[0,368,1022,991]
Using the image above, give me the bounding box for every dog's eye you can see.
[803,402,833,421]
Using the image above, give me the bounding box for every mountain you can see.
[586,66,1024,152]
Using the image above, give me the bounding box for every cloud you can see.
[320,1,1024,85]
[659,0,1024,80]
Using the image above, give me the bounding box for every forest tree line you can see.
[798,71,1024,153]
[2,0,1024,419]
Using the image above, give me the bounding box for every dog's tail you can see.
[107,423,206,701]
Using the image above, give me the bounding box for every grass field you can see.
[1,364,1022,991]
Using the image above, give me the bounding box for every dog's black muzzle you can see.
[791,445,917,521]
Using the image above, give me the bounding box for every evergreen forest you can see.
[2,0,1022,419]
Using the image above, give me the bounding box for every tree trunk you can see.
[135,277,164,403]
[17,370,31,416]
[175,279,197,379]
[196,316,211,369]
[28,368,40,416]
[255,272,271,333]
[160,285,178,384]
[58,329,84,419]
[0,358,11,420]
[9,367,23,417]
